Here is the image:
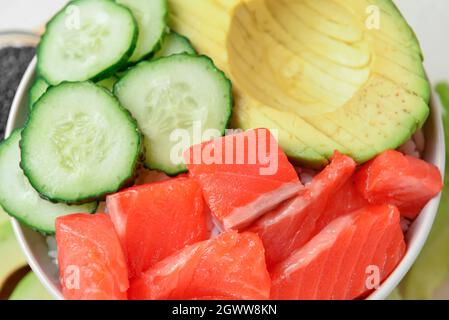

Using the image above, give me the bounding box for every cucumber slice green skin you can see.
[37,0,138,85]
[153,31,196,59]
[116,0,168,64]
[114,54,233,175]
[20,81,142,204]
[28,78,50,111]
[0,129,98,234]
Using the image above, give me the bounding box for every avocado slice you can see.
[168,0,429,167]
[9,272,53,300]
[0,219,27,289]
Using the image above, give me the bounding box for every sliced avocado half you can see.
[168,0,429,167]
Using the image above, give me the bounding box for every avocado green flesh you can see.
[234,99,329,168]
[168,0,429,167]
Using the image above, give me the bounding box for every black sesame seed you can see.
[0,46,35,140]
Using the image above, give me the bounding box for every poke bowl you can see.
[2,0,446,300]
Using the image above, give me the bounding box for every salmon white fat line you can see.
[170,122,280,175]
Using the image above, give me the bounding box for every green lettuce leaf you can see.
[437,83,449,162]
[9,272,53,300]
[396,83,449,299]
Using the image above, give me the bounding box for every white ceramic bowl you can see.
[6,57,446,300]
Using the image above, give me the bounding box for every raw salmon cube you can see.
[248,151,356,268]
[270,205,406,300]
[184,128,302,231]
[56,213,129,300]
[314,176,369,233]
[355,150,443,219]
[107,177,209,279]
[129,231,271,300]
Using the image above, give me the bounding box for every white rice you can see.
[398,129,425,158]
[296,167,317,186]
[400,217,411,233]
[46,236,58,266]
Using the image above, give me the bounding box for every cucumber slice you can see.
[28,78,49,111]
[153,31,196,59]
[38,0,138,85]
[21,82,141,203]
[114,54,232,175]
[117,0,167,63]
[96,75,118,91]
[0,130,98,234]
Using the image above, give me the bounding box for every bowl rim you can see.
[6,57,446,301]
[0,30,40,48]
